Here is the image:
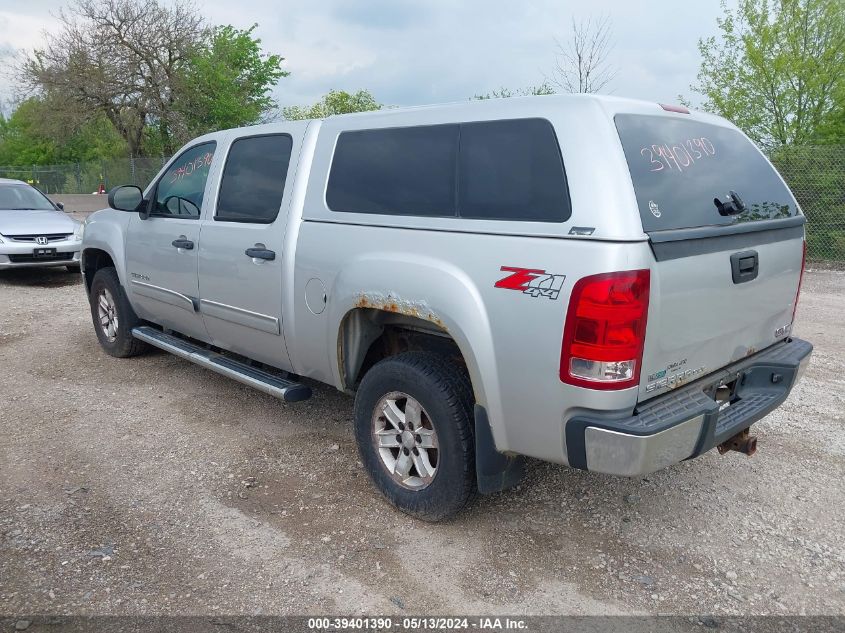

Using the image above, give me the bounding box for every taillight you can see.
[560,270,651,390]
[791,240,807,324]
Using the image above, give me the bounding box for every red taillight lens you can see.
[560,270,651,390]
[791,240,807,324]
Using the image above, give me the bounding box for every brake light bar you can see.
[560,270,651,390]
[659,103,690,114]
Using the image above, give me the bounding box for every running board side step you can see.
[131,326,312,402]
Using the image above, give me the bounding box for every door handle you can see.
[245,245,275,261]
[738,257,756,273]
[730,250,758,284]
[171,238,194,250]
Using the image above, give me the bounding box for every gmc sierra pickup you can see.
[81,94,812,520]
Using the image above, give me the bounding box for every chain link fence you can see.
[1,148,843,261]
[0,157,167,196]
[769,146,845,262]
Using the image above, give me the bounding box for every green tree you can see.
[19,0,287,157]
[0,97,125,166]
[283,89,381,120]
[692,0,845,148]
[177,25,288,139]
[0,100,58,165]
[473,83,555,100]
[813,82,845,143]
[19,0,204,158]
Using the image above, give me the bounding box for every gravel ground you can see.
[0,268,843,617]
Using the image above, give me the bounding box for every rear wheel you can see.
[354,352,476,521]
[89,267,147,358]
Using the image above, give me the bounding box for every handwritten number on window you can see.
[640,138,715,174]
[641,147,664,172]
[169,151,215,184]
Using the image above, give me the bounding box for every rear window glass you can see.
[326,119,571,222]
[615,114,798,233]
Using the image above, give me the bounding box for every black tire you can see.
[88,267,148,358]
[354,351,476,521]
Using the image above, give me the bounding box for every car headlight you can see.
[73,224,84,242]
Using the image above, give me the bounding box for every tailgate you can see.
[614,112,805,402]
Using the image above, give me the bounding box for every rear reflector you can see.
[560,270,651,390]
[659,103,690,114]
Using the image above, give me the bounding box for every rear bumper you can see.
[565,337,813,476]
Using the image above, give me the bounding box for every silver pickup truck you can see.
[81,95,812,520]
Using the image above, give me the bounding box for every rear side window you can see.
[326,119,571,222]
[326,125,458,217]
[615,114,799,233]
[216,134,293,223]
[459,119,569,221]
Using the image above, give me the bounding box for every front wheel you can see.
[354,352,476,521]
[88,267,147,358]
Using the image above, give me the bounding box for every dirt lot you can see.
[0,268,843,618]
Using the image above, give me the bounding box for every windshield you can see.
[0,184,57,211]
[615,114,799,233]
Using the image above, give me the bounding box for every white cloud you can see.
[0,6,60,109]
[0,0,730,113]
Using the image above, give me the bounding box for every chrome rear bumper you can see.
[583,414,706,477]
[566,338,813,476]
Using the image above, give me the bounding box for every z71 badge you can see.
[495,266,566,300]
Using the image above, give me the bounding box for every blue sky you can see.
[0,0,733,114]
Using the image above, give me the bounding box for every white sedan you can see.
[0,178,83,272]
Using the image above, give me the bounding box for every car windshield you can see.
[0,184,56,211]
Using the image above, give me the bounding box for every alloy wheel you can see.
[371,391,439,490]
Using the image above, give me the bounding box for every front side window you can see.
[152,142,216,218]
[325,119,571,222]
[216,134,293,223]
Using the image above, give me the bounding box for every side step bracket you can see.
[131,326,312,403]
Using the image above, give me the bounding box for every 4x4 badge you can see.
[495,267,566,300]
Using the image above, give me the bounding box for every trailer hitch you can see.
[718,428,758,457]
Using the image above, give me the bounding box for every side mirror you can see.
[55,202,65,211]
[108,185,144,212]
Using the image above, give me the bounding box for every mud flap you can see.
[474,404,525,494]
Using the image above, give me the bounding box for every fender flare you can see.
[80,210,131,289]
[326,251,512,458]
